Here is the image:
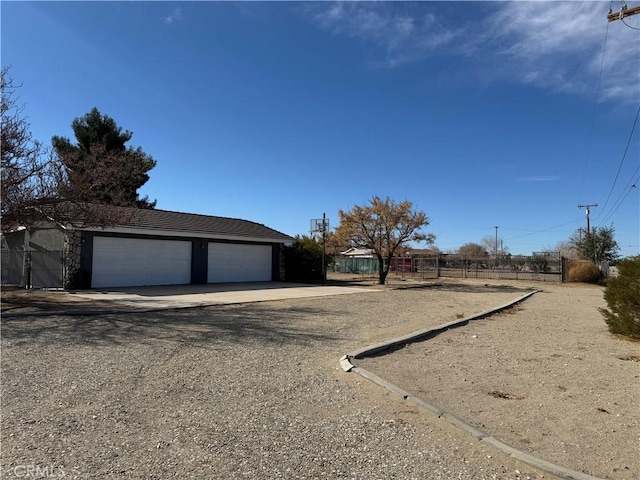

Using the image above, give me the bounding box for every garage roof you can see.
[139,209,293,241]
[81,207,294,244]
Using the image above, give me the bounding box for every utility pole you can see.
[322,212,327,286]
[578,204,598,234]
[494,226,499,264]
[311,214,330,285]
[607,3,640,21]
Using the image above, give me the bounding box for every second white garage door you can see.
[92,237,192,288]
[208,243,272,283]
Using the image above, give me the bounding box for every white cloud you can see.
[307,3,461,68]
[484,2,639,102]
[488,2,599,58]
[305,2,639,103]
[164,7,183,25]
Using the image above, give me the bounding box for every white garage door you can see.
[92,237,192,288]
[208,243,272,283]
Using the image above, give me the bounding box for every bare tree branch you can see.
[1,68,139,231]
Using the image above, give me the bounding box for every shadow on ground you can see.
[0,292,107,314]
[425,283,535,294]
[76,282,323,297]
[326,277,537,294]
[1,303,337,347]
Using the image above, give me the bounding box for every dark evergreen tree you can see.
[52,108,156,209]
[284,235,327,283]
[571,226,620,264]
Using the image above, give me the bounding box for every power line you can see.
[598,171,640,225]
[621,16,640,28]
[504,218,584,241]
[596,103,640,220]
[598,165,640,225]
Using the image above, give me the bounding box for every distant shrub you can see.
[566,260,602,283]
[599,256,640,340]
[284,236,326,283]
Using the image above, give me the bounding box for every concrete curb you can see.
[340,290,606,480]
[347,289,538,360]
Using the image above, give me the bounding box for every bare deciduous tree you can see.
[457,242,488,257]
[0,67,137,232]
[1,67,60,230]
[336,196,434,284]
[480,235,510,257]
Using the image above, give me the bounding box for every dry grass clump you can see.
[566,261,602,283]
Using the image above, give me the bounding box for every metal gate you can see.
[1,249,64,288]
[1,249,24,286]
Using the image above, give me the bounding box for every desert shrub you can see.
[599,256,640,340]
[284,235,325,283]
[566,260,602,283]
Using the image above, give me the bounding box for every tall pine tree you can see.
[52,108,156,209]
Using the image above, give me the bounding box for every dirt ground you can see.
[1,279,638,479]
[357,280,640,479]
[1,289,122,315]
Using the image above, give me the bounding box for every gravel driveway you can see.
[1,282,601,479]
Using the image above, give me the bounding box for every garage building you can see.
[2,208,294,289]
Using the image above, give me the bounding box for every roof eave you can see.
[80,225,293,244]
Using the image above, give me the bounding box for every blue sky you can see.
[2,1,639,257]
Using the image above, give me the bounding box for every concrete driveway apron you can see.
[70,282,378,311]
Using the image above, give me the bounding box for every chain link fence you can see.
[331,252,564,282]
